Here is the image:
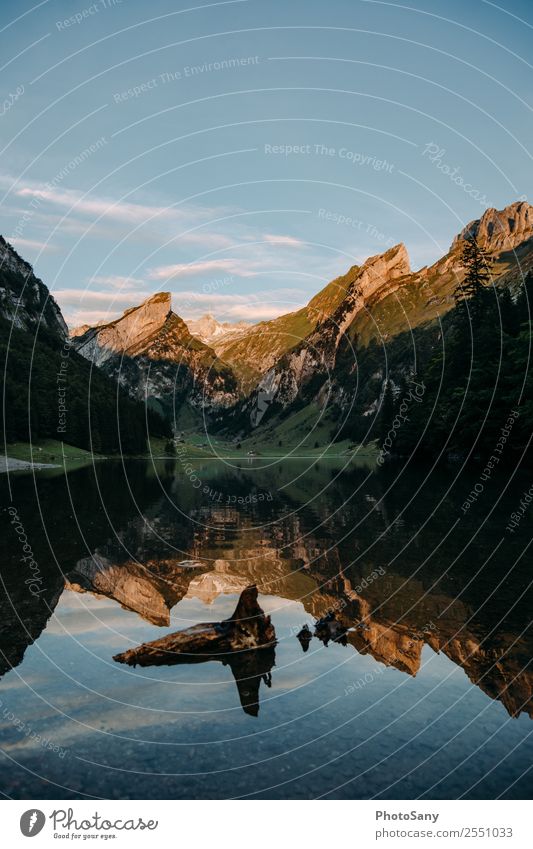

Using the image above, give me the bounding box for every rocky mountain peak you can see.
[452,201,533,253]
[0,236,67,338]
[74,291,172,363]
[343,242,411,311]
[72,291,240,414]
[0,236,33,278]
[364,242,411,276]
[124,290,171,316]
[187,312,219,339]
[186,312,251,345]
[69,323,91,338]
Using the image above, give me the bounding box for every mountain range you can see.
[2,199,532,451]
[233,202,533,432]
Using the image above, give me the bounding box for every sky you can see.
[1,0,533,328]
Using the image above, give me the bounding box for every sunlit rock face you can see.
[185,571,254,605]
[243,242,412,421]
[66,555,184,626]
[452,201,533,254]
[72,292,240,413]
[73,293,173,366]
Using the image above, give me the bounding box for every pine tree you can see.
[455,232,493,325]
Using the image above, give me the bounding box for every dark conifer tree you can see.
[455,233,493,326]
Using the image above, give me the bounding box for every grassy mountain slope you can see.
[213,265,358,390]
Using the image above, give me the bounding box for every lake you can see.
[1,456,532,799]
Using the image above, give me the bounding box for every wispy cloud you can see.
[55,288,151,309]
[262,233,305,247]
[175,231,234,249]
[1,174,342,326]
[8,237,57,253]
[2,174,310,249]
[55,288,150,328]
[216,302,294,321]
[176,289,305,322]
[0,174,227,232]
[147,258,260,280]
[16,185,188,226]
[56,285,307,328]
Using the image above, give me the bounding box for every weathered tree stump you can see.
[113,585,276,667]
[113,585,276,715]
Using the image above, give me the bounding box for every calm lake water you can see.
[1,456,532,799]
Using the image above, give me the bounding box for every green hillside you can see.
[214,266,356,389]
[0,318,170,454]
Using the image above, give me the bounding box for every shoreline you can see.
[0,456,60,473]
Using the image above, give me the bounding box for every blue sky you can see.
[1,0,532,327]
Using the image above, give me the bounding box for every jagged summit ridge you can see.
[74,292,172,365]
[243,242,414,420]
[343,243,410,310]
[313,242,412,352]
[72,291,240,413]
[452,201,533,253]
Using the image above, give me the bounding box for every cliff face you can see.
[210,268,354,391]
[313,242,411,359]
[241,243,412,422]
[72,292,240,413]
[452,201,533,254]
[234,201,533,430]
[66,554,194,626]
[74,292,172,366]
[0,237,67,338]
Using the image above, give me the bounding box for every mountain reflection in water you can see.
[1,458,532,799]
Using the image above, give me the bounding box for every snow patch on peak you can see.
[186,313,251,345]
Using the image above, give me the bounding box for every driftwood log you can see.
[113,585,276,666]
[113,585,276,716]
